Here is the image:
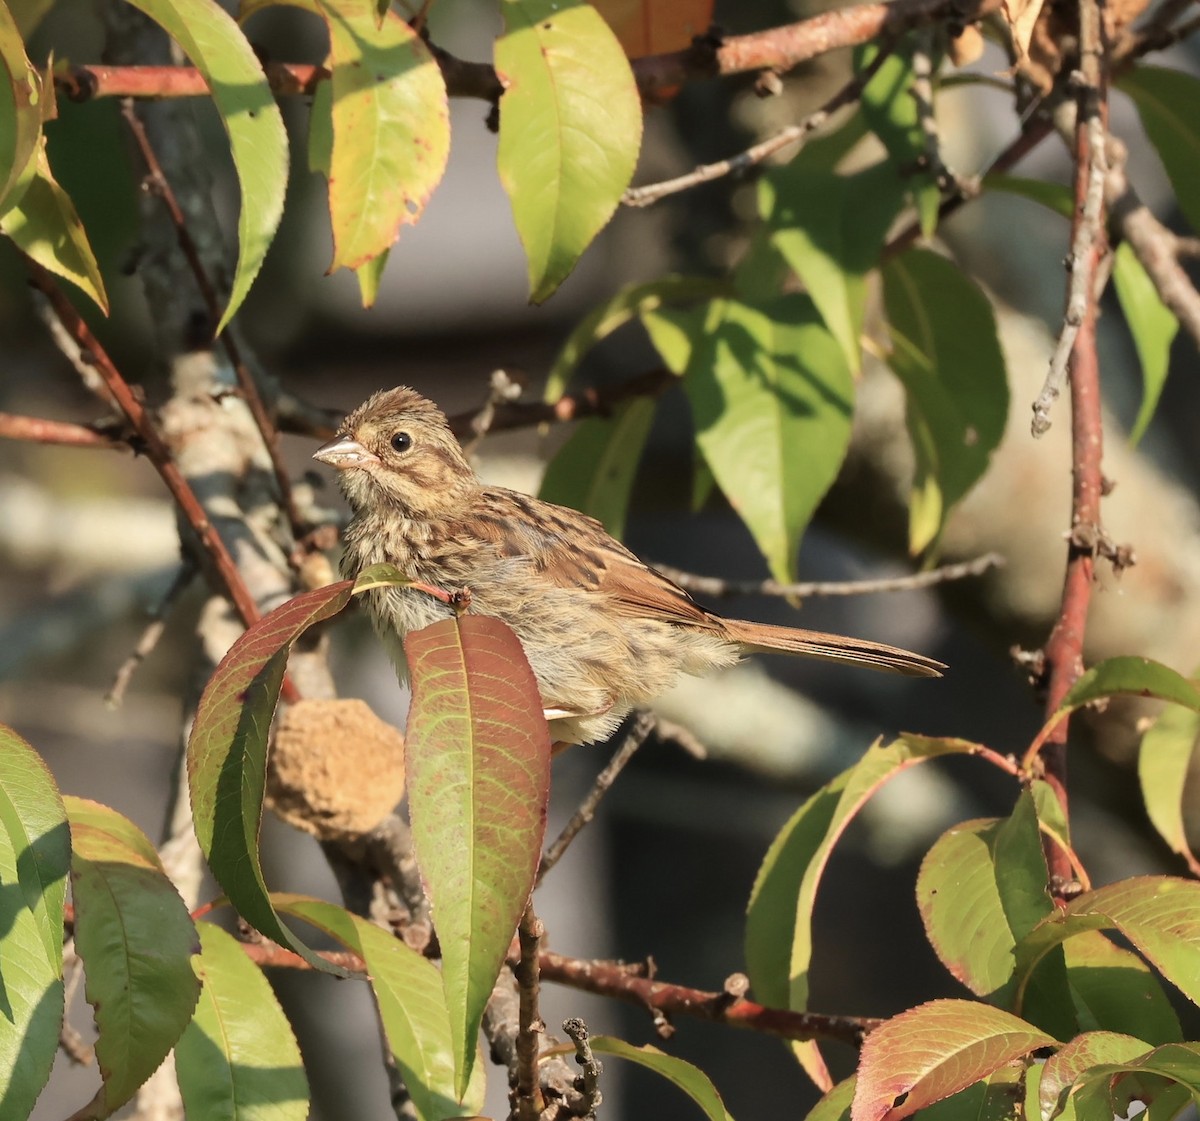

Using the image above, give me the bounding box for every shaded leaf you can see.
[539,396,656,539]
[1120,67,1200,235]
[497,0,642,302]
[851,1000,1054,1121]
[188,580,360,974]
[583,1037,735,1121]
[915,1067,1026,1121]
[745,734,985,1087]
[0,724,69,1121]
[277,896,486,1120]
[1113,241,1178,445]
[403,615,551,1098]
[1048,1041,1200,1121]
[1138,696,1200,874]
[806,1077,855,1121]
[177,922,309,1121]
[66,797,200,1119]
[1039,1032,1151,1121]
[592,0,714,56]
[983,173,1073,219]
[0,141,108,312]
[882,248,1009,554]
[0,2,40,215]
[645,295,853,584]
[7,0,56,38]
[761,160,906,373]
[543,274,727,401]
[254,0,449,275]
[1013,877,1200,1011]
[125,0,287,331]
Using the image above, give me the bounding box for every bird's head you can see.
[313,387,475,517]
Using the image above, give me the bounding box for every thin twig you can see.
[652,552,1004,601]
[463,368,525,456]
[0,412,126,450]
[561,1018,602,1120]
[105,560,197,708]
[514,905,546,1121]
[539,712,657,885]
[622,42,897,208]
[27,263,266,637]
[910,29,973,196]
[120,100,310,544]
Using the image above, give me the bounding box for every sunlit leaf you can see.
[882,247,1008,554]
[745,734,985,1087]
[851,1000,1054,1121]
[0,724,69,1121]
[177,922,309,1121]
[1121,66,1200,235]
[0,2,40,215]
[1113,241,1178,445]
[645,294,853,584]
[66,797,200,1119]
[1,140,108,312]
[277,896,486,1120]
[1039,1032,1151,1121]
[1138,695,1200,874]
[591,0,714,56]
[539,396,656,538]
[497,0,642,302]
[403,615,551,1098]
[1047,1040,1200,1121]
[1048,656,1200,729]
[124,0,287,332]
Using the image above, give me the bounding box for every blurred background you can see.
[3,0,1200,1117]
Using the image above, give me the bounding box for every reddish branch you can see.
[27,264,264,635]
[58,0,1003,106]
[0,411,125,449]
[237,938,877,1046]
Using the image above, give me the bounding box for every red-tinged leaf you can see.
[745,734,984,1088]
[176,922,309,1121]
[497,0,642,302]
[66,800,200,1119]
[0,724,69,1120]
[1047,1041,1200,1121]
[1039,1032,1152,1120]
[542,1037,735,1121]
[592,0,714,57]
[851,1000,1055,1121]
[250,0,449,274]
[187,579,357,975]
[1013,877,1200,1012]
[403,615,551,1099]
[276,895,486,1120]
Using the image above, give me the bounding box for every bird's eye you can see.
[390,431,413,453]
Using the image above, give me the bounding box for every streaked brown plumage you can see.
[315,387,944,744]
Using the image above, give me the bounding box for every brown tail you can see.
[720,618,945,678]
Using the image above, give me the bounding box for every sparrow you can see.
[314,387,944,745]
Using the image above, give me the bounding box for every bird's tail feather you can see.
[721,619,945,678]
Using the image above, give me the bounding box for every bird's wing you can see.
[470,487,719,630]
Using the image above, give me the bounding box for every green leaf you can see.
[983,173,1074,220]
[882,247,1009,554]
[858,38,941,238]
[1120,66,1200,235]
[125,0,288,331]
[646,295,854,584]
[745,734,985,1085]
[187,580,359,975]
[1053,656,1200,721]
[176,922,309,1121]
[252,0,449,275]
[497,0,643,302]
[851,1001,1055,1121]
[0,724,69,1121]
[0,1,40,215]
[760,160,905,373]
[1,141,109,313]
[66,797,200,1119]
[1138,696,1200,874]
[916,791,1075,1040]
[1013,876,1200,1012]
[403,615,552,1098]
[543,274,727,401]
[538,396,656,538]
[915,1067,1026,1121]
[1113,241,1178,445]
[1049,1041,1200,1121]
[276,896,486,1120]
[582,1037,735,1121]
[1039,1032,1153,1121]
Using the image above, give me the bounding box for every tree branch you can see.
[0,411,127,450]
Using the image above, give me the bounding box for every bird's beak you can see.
[313,436,380,470]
